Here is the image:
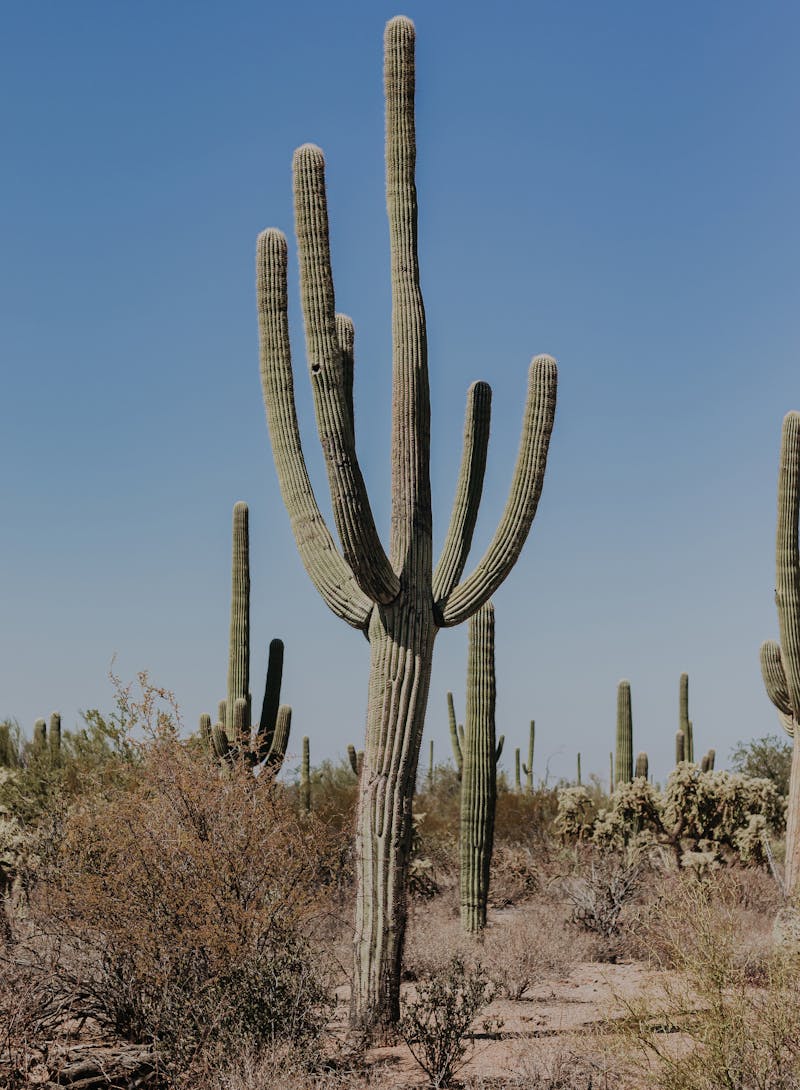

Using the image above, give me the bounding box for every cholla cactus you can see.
[555,786,597,841]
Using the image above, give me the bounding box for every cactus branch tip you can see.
[386,14,416,40]
[293,143,325,169]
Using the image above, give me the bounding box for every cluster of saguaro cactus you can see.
[205,503,292,772]
[760,412,800,893]
[459,602,503,932]
[700,749,716,773]
[615,681,633,786]
[257,15,556,1032]
[31,713,61,768]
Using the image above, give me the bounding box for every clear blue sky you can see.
[2,1,799,784]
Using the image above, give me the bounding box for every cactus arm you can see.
[211,723,231,762]
[776,413,800,713]
[256,228,372,630]
[255,639,285,759]
[447,691,462,776]
[33,719,46,754]
[226,502,250,738]
[233,697,250,753]
[760,640,795,736]
[263,705,291,773]
[439,356,558,627]
[675,730,685,765]
[347,743,360,776]
[293,145,399,605]
[432,382,491,605]
[336,314,356,443]
[496,735,505,762]
[199,714,212,750]
[706,748,715,770]
[384,18,432,578]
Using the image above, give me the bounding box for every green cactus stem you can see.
[514,747,521,791]
[521,720,535,792]
[460,602,499,932]
[347,744,365,777]
[428,738,434,790]
[257,16,557,1034]
[675,729,685,766]
[635,751,649,780]
[0,722,18,768]
[447,691,463,780]
[760,412,800,893]
[576,752,582,786]
[706,747,715,771]
[609,751,614,794]
[213,503,291,774]
[32,719,46,755]
[199,713,212,750]
[615,681,633,786]
[700,753,709,773]
[300,736,311,811]
[48,713,61,767]
[678,673,695,762]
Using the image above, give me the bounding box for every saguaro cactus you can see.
[347,744,365,777]
[300,736,311,811]
[208,503,292,772]
[675,729,685,766]
[522,720,535,792]
[615,681,633,786]
[760,412,800,892]
[447,691,465,780]
[0,722,18,768]
[635,751,649,780]
[576,752,582,786]
[514,748,521,790]
[679,673,694,762]
[460,603,501,932]
[256,17,557,1033]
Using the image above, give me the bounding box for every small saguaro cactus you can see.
[635,751,649,780]
[522,720,535,791]
[428,738,434,790]
[32,719,46,754]
[609,751,614,793]
[30,715,61,767]
[460,602,502,932]
[514,747,521,791]
[675,729,685,766]
[760,412,800,892]
[207,503,292,773]
[447,691,464,780]
[256,16,557,1033]
[300,736,311,811]
[706,747,715,771]
[679,673,694,762]
[615,681,633,786]
[576,752,582,786]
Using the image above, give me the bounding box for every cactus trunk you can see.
[615,680,633,786]
[514,748,521,790]
[300,736,311,811]
[353,604,435,1031]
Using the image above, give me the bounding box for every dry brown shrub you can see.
[11,734,342,1085]
[483,902,593,1000]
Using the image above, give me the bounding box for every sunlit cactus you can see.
[256,15,557,1032]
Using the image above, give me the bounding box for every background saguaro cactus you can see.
[460,602,500,932]
[615,681,633,786]
[635,751,649,780]
[256,16,557,1035]
[522,720,535,792]
[679,673,694,762]
[208,503,292,773]
[760,411,800,892]
[300,736,311,811]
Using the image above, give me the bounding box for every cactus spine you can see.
[522,720,535,791]
[615,680,633,786]
[760,412,800,892]
[635,751,649,779]
[460,602,500,932]
[300,736,311,811]
[209,503,291,772]
[257,16,556,1033]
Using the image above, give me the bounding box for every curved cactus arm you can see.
[776,412,800,714]
[199,713,213,750]
[447,691,462,776]
[256,228,372,630]
[496,734,505,762]
[432,382,492,605]
[293,145,399,606]
[384,18,433,577]
[264,705,292,773]
[439,356,558,627]
[255,638,284,759]
[761,641,797,737]
[347,743,360,776]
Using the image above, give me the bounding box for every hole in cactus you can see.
[311,362,321,373]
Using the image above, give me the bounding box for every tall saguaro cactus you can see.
[615,680,633,786]
[460,602,500,932]
[761,412,800,893]
[256,17,557,1034]
[679,673,694,762]
[522,720,535,792]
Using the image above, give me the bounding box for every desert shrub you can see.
[493,786,561,847]
[563,847,647,946]
[399,955,499,1089]
[17,735,339,1084]
[730,733,793,797]
[483,901,591,999]
[618,875,800,1088]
